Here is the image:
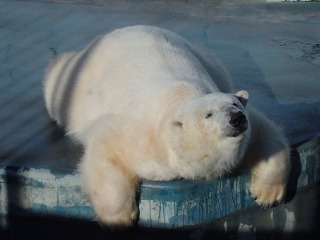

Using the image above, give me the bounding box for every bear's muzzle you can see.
[228,111,248,137]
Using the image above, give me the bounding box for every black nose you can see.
[229,111,246,128]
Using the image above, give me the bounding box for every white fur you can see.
[43,25,290,226]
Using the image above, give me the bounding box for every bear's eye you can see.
[233,103,238,107]
[205,113,213,119]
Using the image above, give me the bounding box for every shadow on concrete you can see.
[0,211,319,240]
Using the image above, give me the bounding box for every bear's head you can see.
[170,90,251,179]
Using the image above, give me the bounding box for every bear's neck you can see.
[154,93,202,167]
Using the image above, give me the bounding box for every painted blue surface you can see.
[0,0,319,228]
[0,135,319,228]
[139,176,254,227]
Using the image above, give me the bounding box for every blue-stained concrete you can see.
[0,0,319,230]
[0,137,319,228]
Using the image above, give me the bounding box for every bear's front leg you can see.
[245,108,291,207]
[80,147,139,227]
[78,116,139,227]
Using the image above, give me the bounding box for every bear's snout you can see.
[228,111,248,137]
[229,111,246,128]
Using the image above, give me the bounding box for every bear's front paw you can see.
[98,203,139,228]
[250,178,286,207]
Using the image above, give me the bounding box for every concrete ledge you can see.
[0,136,318,228]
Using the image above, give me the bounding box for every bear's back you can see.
[44,25,232,136]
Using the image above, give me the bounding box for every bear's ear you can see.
[172,120,183,128]
[235,90,249,107]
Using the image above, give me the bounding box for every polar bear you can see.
[43,25,290,227]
